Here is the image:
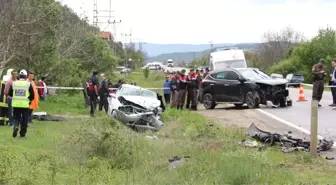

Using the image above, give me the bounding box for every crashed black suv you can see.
[199,68,292,109]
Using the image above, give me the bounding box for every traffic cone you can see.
[297,83,307,102]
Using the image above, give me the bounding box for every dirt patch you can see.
[201,141,223,152]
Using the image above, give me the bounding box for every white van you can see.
[167,59,174,67]
[209,47,247,70]
[142,62,163,70]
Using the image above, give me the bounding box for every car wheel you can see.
[245,91,260,109]
[234,103,243,108]
[279,97,286,107]
[111,110,117,118]
[203,93,216,109]
[287,99,292,106]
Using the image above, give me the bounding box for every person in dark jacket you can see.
[186,69,194,109]
[176,69,188,110]
[170,71,178,108]
[312,59,327,107]
[163,75,171,104]
[329,59,336,107]
[186,69,200,110]
[98,73,109,113]
[203,68,210,78]
[8,70,35,138]
[87,71,99,116]
[83,76,90,108]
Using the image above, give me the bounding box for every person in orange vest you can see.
[26,72,39,124]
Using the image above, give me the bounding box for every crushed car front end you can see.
[256,82,292,107]
[111,95,164,131]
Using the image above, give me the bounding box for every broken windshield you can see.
[239,69,271,80]
[120,86,157,99]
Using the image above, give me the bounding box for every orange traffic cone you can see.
[297,83,307,101]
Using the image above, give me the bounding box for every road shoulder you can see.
[198,104,336,161]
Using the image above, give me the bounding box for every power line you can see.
[92,0,115,29]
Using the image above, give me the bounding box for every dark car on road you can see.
[285,74,304,87]
[199,68,292,109]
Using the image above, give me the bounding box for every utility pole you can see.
[93,0,115,30]
[208,41,213,66]
[121,32,132,68]
[110,20,122,54]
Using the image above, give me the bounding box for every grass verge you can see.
[1,71,335,184]
[1,108,336,184]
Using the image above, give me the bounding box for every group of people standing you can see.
[312,58,336,108]
[163,68,209,111]
[3,70,43,137]
[83,71,129,117]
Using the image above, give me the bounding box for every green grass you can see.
[1,70,336,184]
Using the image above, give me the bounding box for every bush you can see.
[143,67,150,79]
[60,117,136,169]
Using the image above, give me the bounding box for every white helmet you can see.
[167,59,173,62]
[19,69,27,76]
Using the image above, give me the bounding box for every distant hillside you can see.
[141,43,235,57]
[147,43,262,63]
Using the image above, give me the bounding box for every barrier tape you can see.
[35,86,169,90]
[287,83,336,88]
[34,83,336,91]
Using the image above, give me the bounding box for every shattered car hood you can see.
[122,95,160,110]
[254,79,288,86]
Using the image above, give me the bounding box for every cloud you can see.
[59,0,336,44]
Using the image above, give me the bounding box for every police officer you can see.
[98,73,109,113]
[312,58,327,107]
[176,69,188,110]
[87,71,99,116]
[203,68,210,78]
[186,69,200,110]
[186,69,194,109]
[8,70,34,137]
[170,71,179,108]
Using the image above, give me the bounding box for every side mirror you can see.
[238,76,246,83]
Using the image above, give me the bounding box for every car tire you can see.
[287,99,292,106]
[245,91,260,109]
[203,93,216,110]
[279,97,286,107]
[111,110,117,118]
[234,103,243,108]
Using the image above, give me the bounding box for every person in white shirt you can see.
[330,60,336,107]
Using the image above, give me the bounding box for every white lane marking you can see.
[256,109,326,141]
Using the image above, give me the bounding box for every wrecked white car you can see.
[108,84,165,131]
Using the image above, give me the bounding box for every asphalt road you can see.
[259,87,336,138]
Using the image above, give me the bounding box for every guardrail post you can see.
[310,100,318,157]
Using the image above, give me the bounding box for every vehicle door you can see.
[210,71,231,102]
[222,71,243,102]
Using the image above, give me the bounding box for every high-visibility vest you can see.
[12,80,30,108]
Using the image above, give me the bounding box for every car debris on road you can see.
[241,123,334,153]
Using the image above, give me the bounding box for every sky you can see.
[58,0,336,44]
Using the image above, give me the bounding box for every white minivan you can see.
[209,47,247,70]
[142,62,163,70]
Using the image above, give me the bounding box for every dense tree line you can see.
[0,0,144,87]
